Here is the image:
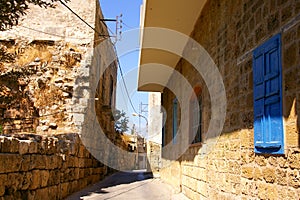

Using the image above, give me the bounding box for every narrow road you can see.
[65,171,189,200]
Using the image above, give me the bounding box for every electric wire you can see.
[107,26,115,37]
[59,0,107,37]
[98,16,115,37]
[19,25,91,40]
[122,21,135,29]
[2,2,139,122]
[112,45,138,114]
[59,1,138,114]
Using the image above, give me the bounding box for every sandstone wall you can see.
[0,1,133,199]
[0,0,122,148]
[0,40,88,134]
[0,133,108,200]
[147,141,161,174]
[0,0,114,135]
[161,0,300,199]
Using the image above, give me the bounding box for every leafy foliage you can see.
[0,0,69,31]
[114,110,129,133]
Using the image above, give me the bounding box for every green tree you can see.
[113,110,129,133]
[0,0,69,31]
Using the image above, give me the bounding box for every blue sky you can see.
[100,0,148,135]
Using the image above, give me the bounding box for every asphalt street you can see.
[65,171,189,200]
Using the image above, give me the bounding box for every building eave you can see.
[138,0,207,92]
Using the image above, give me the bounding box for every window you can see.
[162,125,165,147]
[162,94,166,147]
[172,98,178,144]
[190,86,202,144]
[109,75,114,106]
[253,33,284,154]
[101,78,105,102]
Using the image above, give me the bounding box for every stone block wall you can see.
[0,0,122,152]
[0,133,108,200]
[0,1,133,199]
[0,40,87,134]
[147,141,161,174]
[0,0,112,136]
[161,0,300,199]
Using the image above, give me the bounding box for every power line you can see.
[59,0,108,38]
[118,80,128,107]
[19,25,91,40]
[112,45,138,113]
[122,21,135,29]
[98,16,115,37]
[20,25,65,38]
[107,26,115,36]
[59,1,138,113]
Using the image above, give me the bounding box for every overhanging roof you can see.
[138,0,207,92]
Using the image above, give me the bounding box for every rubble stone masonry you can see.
[161,0,300,199]
[0,0,129,199]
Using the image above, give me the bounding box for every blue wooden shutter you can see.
[172,98,178,144]
[253,33,284,154]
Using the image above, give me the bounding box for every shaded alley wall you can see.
[161,0,300,199]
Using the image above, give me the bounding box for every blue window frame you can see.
[172,98,178,144]
[190,87,202,144]
[253,33,284,154]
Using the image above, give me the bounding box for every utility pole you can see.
[139,102,148,137]
[132,102,148,169]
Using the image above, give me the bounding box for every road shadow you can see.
[65,170,153,200]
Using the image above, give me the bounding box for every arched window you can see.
[190,86,202,144]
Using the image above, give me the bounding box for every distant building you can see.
[147,92,163,173]
[122,133,147,169]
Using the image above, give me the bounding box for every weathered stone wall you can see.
[161,0,300,199]
[0,40,87,134]
[0,0,119,135]
[0,0,132,199]
[0,0,121,144]
[0,133,108,199]
[147,93,162,174]
[147,141,161,173]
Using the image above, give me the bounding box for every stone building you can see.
[0,0,132,199]
[139,0,300,199]
[121,133,147,169]
[147,92,163,174]
[0,0,116,137]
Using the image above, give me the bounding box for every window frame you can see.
[172,98,178,144]
[189,86,202,145]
